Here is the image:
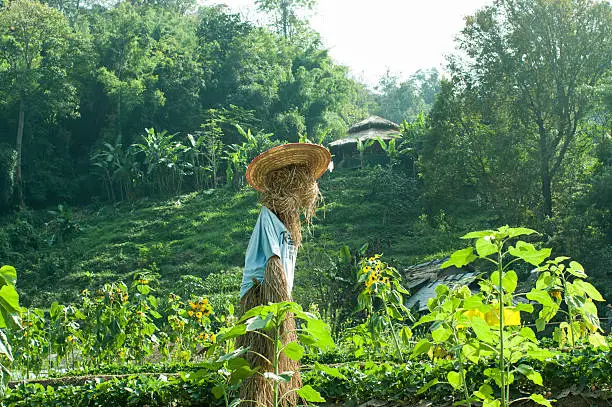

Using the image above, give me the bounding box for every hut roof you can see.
[348,116,400,134]
[403,259,478,312]
[329,116,401,147]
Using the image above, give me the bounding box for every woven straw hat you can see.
[246,143,332,192]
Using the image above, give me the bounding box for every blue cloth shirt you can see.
[240,206,298,299]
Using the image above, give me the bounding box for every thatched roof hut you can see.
[328,116,401,169]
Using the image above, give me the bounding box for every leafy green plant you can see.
[419,226,608,407]
[133,128,189,195]
[90,138,140,201]
[0,265,21,393]
[528,256,607,349]
[355,138,375,169]
[213,301,335,407]
[356,255,413,362]
[45,204,79,245]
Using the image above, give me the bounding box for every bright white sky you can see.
[202,0,493,87]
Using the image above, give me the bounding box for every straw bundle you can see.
[237,256,302,407]
[259,164,321,247]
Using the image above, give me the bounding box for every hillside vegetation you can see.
[2,168,493,308]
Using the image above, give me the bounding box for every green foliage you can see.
[0,144,17,213]
[431,226,608,407]
[0,265,21,394]
[356,255,413,361]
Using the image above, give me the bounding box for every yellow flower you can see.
[210,334,216,343]
[196,311,203,319]
[549,290,562,300]
[188,310,194,317]
[202,298,209,305]
[203,309,212,317]
[189,302,197,309]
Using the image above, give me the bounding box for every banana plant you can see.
[355,138,375,169]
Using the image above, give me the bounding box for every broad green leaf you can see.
[400,326,413,345]
[526,348,555,361]
[297,385,325,402]
[442,247,477,268]
[507,227,537,238]
[517,364,543,386]
[305,318,334,351]
[463,294,484,309]
[0,266,17,287]
[526,289,554,307]
[216,347,247,363]
[416,378,439,395]
[245,314,273,331]
[0,285,21,315]
[435,284,450,297]
[518,327,537,343]
[447,371,463,390]
[471,316,496,344]
[502,270,518,293]
[432,326,452,343]
[483,400,501,407]
[474,384,494,400]
[461,230,496,239]
[227,357,250,370]
[314,362,346,379]
[282,342,304,361]
[566,261,587,278]
[535,318,546,332]
[0,331,12,360]
[217,324,247,342]
[574,280,604,302]
[515,303,534,313]
[476,237,498,257]
[588,333,609,350]
[508,241,551,266]
[530,394,553,407]
[411,338,432,358]
[211,385,226,399]
[298,333,317,346]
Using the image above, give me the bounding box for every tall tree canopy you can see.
[0,0,78,207]
[449,0,612,217]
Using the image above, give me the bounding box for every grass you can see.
[1,168,495,307]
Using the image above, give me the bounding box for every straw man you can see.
[237,143,331,407]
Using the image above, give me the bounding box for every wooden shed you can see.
[329,116,401,169]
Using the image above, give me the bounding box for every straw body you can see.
[236,256,302,407]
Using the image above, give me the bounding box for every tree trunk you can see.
[281,0,288,39]
[16,97,25,209]
[539,137,553,218]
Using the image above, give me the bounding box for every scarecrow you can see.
[237,143,332,407]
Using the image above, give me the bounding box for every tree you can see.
[255,0,315,40]
[451,0,612,217]
[375,68,441,124]
[0,0,78,208]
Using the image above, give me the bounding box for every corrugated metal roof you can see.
[406,272,478,312]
